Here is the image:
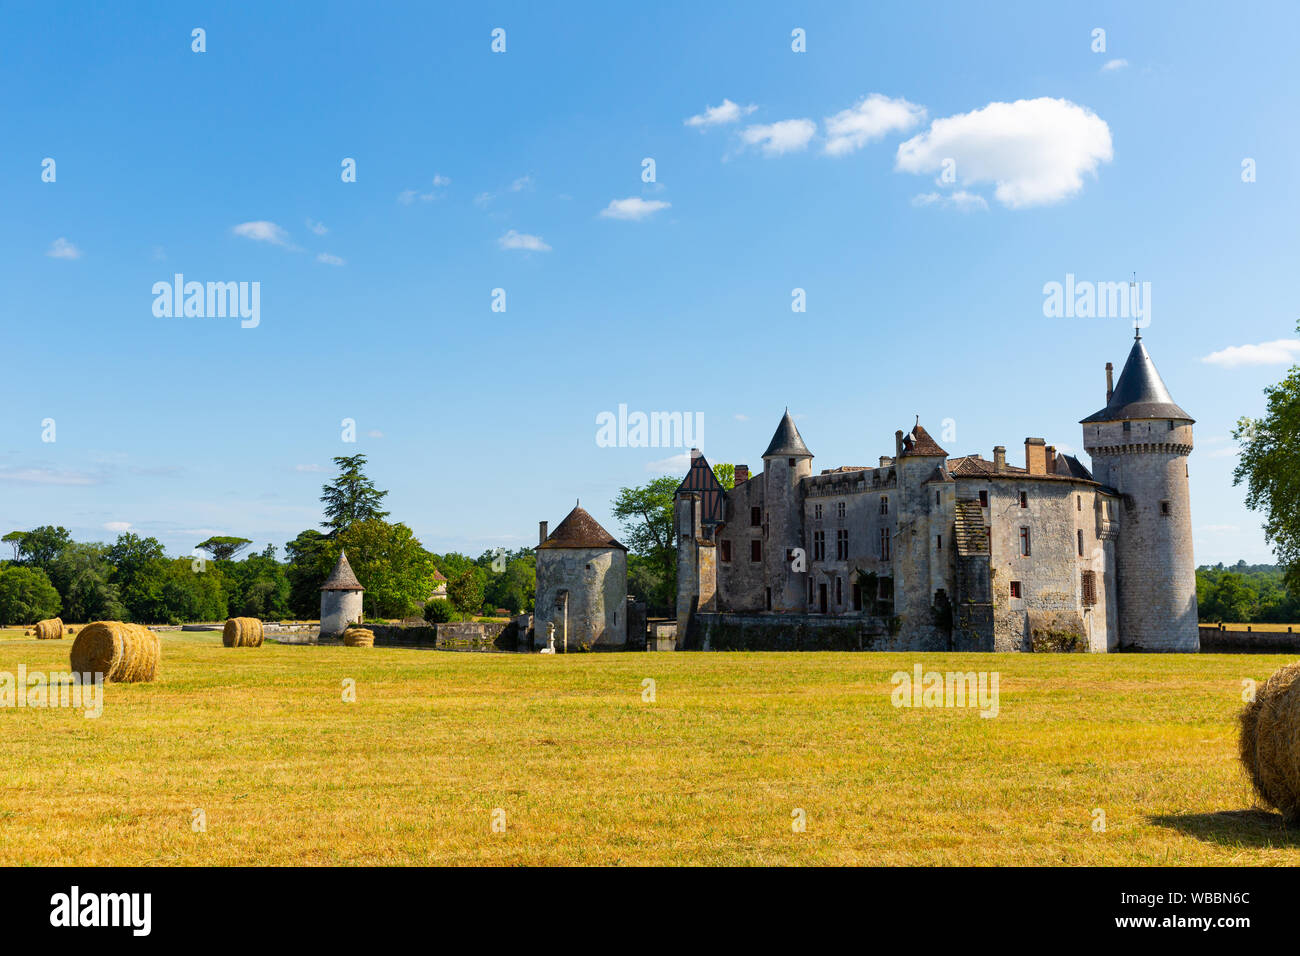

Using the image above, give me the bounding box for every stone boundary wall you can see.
[316,621,516,651]
[686,613,899,651]
[1198,625,1300,654]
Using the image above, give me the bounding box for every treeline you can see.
[0,456,537,627]
[1196,562,1300,623]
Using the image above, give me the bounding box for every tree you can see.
[0,566,61,626]
[447,568,485,616]
[16,525,71,572]
[48,543,126,623]
[1235,332,1300,590]
[712,463,736,490]
[2,531,25,561]
[106,533,166,581]
[331,519,438,619]
[122,557,226,624]
[612,476,678,577]
[285,529,331,617]
[195,536,253,561]
[320,455,390,536]
[423,599,456,624]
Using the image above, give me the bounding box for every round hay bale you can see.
[70,621,161,683]
[34,617,63,640]
[23,629,31,636]
[1239,661,1300,822]
[343,627,374,648]
[222,617,264,648]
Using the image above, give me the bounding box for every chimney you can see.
[1025,437,1047,476]
[993,445,1007,473]
[895,430,904,460]
[1046,445,1057,474]
[734,464,749,485]
[539,521,548,546]
[1105,362,1114,402]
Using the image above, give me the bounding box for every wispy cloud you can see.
[646,452,693,473]
[1202,339,1300,368]
[911,190,989,212]
[824,94,926,156]
[896,97,1113,208]
[599,197,671,221]
[398,175,451,204]
[306,218,328,236]
[0,466,101,486]
[46,237,82,259]
[294,464,327,473]
[232,221,295,247]
[510,175,533,192]
[685,98,757,128]
[498,229,551,252]
[316,252,346,266]
[1100,58,1129,72]
[104,521,133,532]
[739,118,817,156]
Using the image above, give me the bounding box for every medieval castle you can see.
[672,331,1200,652]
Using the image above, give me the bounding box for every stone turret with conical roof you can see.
[1082,331,1198,651]
[534,503,628,650]
[762,409,814,612]
[320,549,365,638]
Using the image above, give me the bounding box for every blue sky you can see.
[2,1,1297,565]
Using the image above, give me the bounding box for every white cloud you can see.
[1101,59,1129,72]
[685,98,757,128]
[739,119,817,156]
[646,453,693,473]
[306,218,328,235]
[911,190,989,212]
[316,252,346,266]
[294,464,326,473]
[1202,339,1300,368]
[510,175,533,192]
[397,189,420,205]
[104,521,133,532]
[734,413,749,421]
[366,429,384,438]
[0,467,99,486]
[433,174,451,187]
[474,191,496,206]
[599,197,671,221]
[232,221,294,246]
[46,237,82,259]
[498,229,551,252]
[824,94,927,156]
[895,98,1113,208]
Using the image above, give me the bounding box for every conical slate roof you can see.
[320,549,364,591]
[762,409,812,458]
[1081,332,1193,423]
[537,505,626,551]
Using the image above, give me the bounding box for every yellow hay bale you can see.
[343,627,374,648]
[222,617,264,648]
[34,618,63,640]
[1239,661,1300,823]
[70,621,160,683]
[23,630,31,636]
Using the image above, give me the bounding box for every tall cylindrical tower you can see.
[1081,332,1198,651]
[761,409,812,611]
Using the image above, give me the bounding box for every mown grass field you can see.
[0,627,1296,866]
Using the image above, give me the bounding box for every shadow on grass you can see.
[1150,808,1300,848]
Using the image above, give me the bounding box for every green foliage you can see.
[49,542,126,623]
[2,531,25,561]
[611,477,678,606]
[330,519,437,619]
[219,553,290,618]
[1234,337,1300,590]
[447,568,485,615]
[422,598,456,624]
[1196,562,1300,623]
[121,557,226,624]
[0,566,61,626]
[105,533,165,580]
[476,548,535,614]
[195,535,253,561]
[284,529,331,617]
[712,463,735,490]
[319,455,390,536]
[14,525,72,572]
[627,553,673,615]
[1030,629,1089,653]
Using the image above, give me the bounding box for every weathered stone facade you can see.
[534,506,629,650]
[674,333,1197,652]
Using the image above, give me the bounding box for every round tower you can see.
[761,409,812,612]
[320,549,365,638]
[534,503,628,650]
[1081,331,1198,651]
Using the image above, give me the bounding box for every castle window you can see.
[751,540,762,562]
[813,531,825,561]
[1123,421,1131,432]
[721,540,732,563]
[936,534,943,551]
[837,501,846,519]
[1077,529,1084,556]
[1077,495,1082,511]
[836,529,848,560]
[880,528,891,561]
[1010,581,1022,599]
[1019,491,1028,508]
[809,579,814,603]
[750,506,761,527]
[1160,500,1171,516]
[935,490,940,506]
[979,490,988,508]
[814,503,823,519]
[880,496,889,515]
[836,577,843,605]
[1019,526,1031,556]
[788,458,796,467]
[1168,420,1175,430]
[1081,570,1097,606]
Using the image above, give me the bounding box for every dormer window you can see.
[1123,421,1131,432]
[788,458,796,467]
